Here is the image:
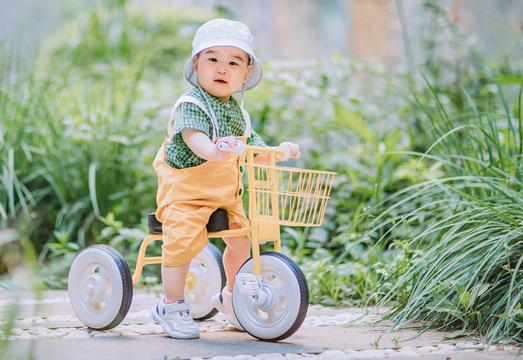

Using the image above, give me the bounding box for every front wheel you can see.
[232,252,308,341]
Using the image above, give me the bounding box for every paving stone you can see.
[285,354,307,360]
[0,289,520,360]
[417,346,437,354]
[320,350,346,359]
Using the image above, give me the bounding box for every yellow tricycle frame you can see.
[131,145,335,285]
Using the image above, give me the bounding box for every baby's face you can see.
[194,46,253,100]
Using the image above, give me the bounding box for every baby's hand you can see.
[216,136,245,156]
[276,141,300,162]
[217,136,238,148]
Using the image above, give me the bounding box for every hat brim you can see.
[184,43,263,91]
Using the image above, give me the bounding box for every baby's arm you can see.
[182,129,234,161]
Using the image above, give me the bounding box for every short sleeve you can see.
[172,102,212,137]
[247,129,267,147]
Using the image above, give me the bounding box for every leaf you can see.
[321,297,337,306]
[88,162,100,217]
[119,228,147,239]
[426,296,463,318]
[459,290,472,309]
[495,74,523,85]
[333,103,375,143]
[283,227,302,242]
[67,242,80,251]
[443,329,466,340]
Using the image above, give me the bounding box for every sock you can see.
[221,288,233,309]
[162,296,185,306]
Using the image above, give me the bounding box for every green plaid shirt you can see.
[165,87,266,169]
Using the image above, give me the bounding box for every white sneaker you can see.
[150,297,199,339]
[211,287,244,331]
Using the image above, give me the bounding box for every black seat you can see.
[148,209,229,235]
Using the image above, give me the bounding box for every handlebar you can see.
[218,142,286,156]
[244,145,286,156]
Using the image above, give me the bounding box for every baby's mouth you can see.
[214,79,228,84]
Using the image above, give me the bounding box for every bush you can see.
[374,86,523,343]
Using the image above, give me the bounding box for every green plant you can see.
[371,334,383,350]
[299,244,408,307]
[373,86,523,344]
[391,336,401,350]
[1,4,206,268]
[41,2,198,77]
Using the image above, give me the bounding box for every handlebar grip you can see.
[217,141,245,155]
[244,145,286,156]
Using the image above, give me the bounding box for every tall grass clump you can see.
[0,46,164,287]
[1,55,154,241]
[1,3,205,286]
[373,85,523,344]
[0,53,53,233]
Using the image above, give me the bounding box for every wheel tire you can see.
[187,243,226,320]
[67,245,133,330]
[232,252,309,342]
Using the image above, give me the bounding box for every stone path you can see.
[0,288,521,360]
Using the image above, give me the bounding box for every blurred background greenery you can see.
[0,0,522,345]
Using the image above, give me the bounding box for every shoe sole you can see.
[150,306,200,339]
[211,294,245,331]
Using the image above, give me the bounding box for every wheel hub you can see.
[185,270,197,291]
[83,274,105,303]
[257,284,274,311]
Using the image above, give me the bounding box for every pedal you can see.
[235,273,263,301]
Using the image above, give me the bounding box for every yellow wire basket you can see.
[247,163,336,227]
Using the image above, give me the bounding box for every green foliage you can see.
[0,5,205,285]
[1,58,157,255]
[373,87,523,343]
[298,241,411,307]
[0,4,204,259]
[41,3,198,76]
[249,58,419,260]
[371,334,383,350]
[405,0,523,151]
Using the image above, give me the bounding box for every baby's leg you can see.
[162,263,190,303]
[222,223,251,292]
[158,203,214,303]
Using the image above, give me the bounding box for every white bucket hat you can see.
[184,18,263,91]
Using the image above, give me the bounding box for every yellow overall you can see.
[153,95,251,267]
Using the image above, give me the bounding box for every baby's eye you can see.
[208,57,218,62]
[229,61,239,66]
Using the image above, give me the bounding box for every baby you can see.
[150,18,300,339]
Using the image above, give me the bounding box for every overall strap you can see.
[196,84,251,139]
[167,95,219,142]
[240,107,252,137]
[239,84,251,138]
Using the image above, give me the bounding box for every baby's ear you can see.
[193,55,199,71]
[244,63,253,81]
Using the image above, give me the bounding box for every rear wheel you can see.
[67,245,133,330]
[186,243,225,320]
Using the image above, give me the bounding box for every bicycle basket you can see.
[247,164,336,227]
